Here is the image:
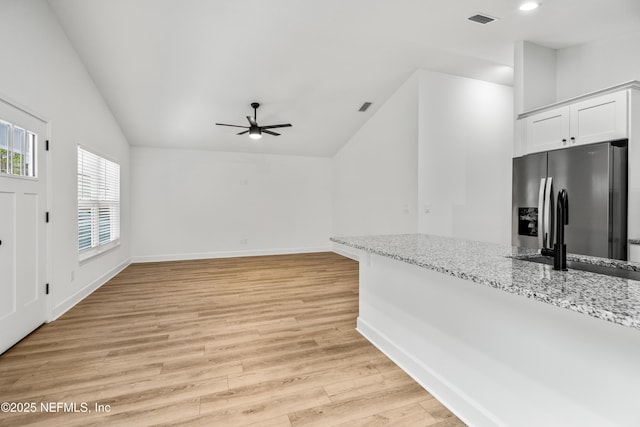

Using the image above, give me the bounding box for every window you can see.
[0,119,37,177]
[77,146,120,258]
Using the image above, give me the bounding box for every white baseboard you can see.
[49,258,131,322]
[131,246,332,263]
[356,317,497,427]
[331,242,360,261]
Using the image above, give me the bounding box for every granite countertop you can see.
[331,234,640,331]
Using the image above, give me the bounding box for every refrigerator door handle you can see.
[538,178,546,248]
[544,177,553,249]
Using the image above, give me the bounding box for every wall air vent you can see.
[358,102,373,112]
[468,13,497,24]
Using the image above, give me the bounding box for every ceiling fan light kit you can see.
[249,127,262,139]
[216,102,292,140]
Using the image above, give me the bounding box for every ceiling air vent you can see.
[468,13,497,24]
[358,102,373,112]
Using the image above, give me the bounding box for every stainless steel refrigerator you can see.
[512,140,628,260]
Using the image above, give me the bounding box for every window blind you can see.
[77,146,120,254]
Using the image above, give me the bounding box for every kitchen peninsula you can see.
[331,234,640,427]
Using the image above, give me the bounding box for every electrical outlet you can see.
[240,238,249,245]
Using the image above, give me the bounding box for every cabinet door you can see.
[570,91,628,146]
[630,244,640,263]
[523,106,570,154]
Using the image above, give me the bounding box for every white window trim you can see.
[79,239,120,263]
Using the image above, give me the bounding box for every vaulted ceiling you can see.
[48,0,640,157]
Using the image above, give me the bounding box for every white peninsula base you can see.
[356,252,640,427]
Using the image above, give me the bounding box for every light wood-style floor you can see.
[0,252,465,426]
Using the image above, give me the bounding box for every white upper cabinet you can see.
[570,91,628,146]
[521,90,629,155]
[524,105,571,153]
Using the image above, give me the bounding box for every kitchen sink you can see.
[522,256,640,281]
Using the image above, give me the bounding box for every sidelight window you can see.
[77,146,120,259]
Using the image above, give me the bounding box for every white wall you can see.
[516,32,640,112]
[629,89,640,246]
[514,41,557,115]
[418,71,513,245]
[331,70,513,247]
[131,147,332,262]
[0,0,130,319]
[556,32,640,101]
[332,72,419,238]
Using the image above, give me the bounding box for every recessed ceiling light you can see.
[519,2,540,11]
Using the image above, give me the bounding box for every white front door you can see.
[0,99,48,355]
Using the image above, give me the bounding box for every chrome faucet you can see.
[554,189,569,271]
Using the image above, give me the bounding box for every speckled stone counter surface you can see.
[331,234,640,331]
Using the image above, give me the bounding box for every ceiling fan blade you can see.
[262,130,281,136]
[216,123,249,129]
[260,123,292,130]
[237,130,249,135]
[246,116,258,127]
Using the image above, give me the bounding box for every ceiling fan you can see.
[216,102,292,139]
